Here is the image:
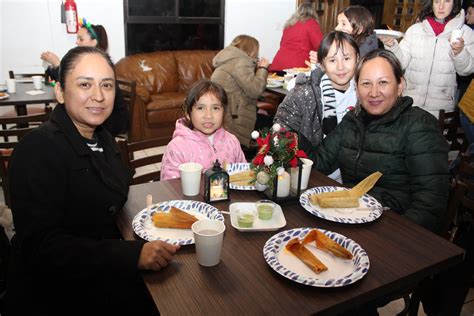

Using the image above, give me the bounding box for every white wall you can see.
[225,0,295,61]
[0,0,125,83]
[0,0,296,83]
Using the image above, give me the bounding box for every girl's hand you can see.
[258,57,270,68]
[379,35,396,47]
[309,50,318,64]
[138,240,180,271]
[450,38,465,56]
[41,51,60,67]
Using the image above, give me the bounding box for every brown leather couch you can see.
[115,50,218,142]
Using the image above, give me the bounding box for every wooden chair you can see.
[116,79,137,139]
[0,107,52,207]
[438,110,468,153]
[117,137,169,185]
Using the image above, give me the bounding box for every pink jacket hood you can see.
[160,118,247,180]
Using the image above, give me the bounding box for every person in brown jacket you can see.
[211,34,271,147]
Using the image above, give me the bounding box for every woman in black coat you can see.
[5,46,179,316]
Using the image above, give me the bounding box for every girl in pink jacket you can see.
[161,80,247,180]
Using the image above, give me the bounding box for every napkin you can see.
[25,90,46,95]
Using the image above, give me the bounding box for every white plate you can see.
[227,163,256,190]
[229,202,286,232]
[375,29,404,39]
[0,93,9,100]
[300,186,383,224]
[283,68,311,77]
[263,228,369,287]
[132,200,225,245]
[267,81,283,88]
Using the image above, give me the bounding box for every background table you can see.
[118,171,464,315]
[0,83,56,115]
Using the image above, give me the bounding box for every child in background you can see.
[161,80,246,180]
[274,31,359,149]
[335,5,378,57]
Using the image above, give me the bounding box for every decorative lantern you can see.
[204,160,230,203]
[263,159,303,203]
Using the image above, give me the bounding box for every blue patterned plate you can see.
[132,200,225,245]
[300,186,383,224]
[227,163,256,190]
[263,228,369,287]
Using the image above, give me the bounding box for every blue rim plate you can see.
[132,200,225,245]
[263,227,370,287]
[300,186,383,224]
[227,163,256,190]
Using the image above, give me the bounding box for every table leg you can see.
[14,104,28,128]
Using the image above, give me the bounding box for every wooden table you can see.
[0,83,56,115]
[117,171,464,315]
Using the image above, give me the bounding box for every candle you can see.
[277,171,291,197]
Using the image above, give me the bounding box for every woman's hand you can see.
[257,57,270,68]
[138,240,180,271]
[309,50,318,64]
[379,35,396,47]
[450,38,465,56]
[40,51,60,67]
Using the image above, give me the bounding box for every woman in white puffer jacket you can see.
[380,0,474,117]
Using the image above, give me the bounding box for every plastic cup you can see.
[236,209,256,228]
[179,162,203,196]
[256,200,275,220]
[451,30,463,43]
[192,219,225,267]
[6,79,15,93]
[32,76,43,90]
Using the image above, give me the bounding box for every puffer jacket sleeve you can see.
[232,60,267,98]
[402,111,449,233]
[385,27,415,70]
[160,138,188,180]
[274,87,305,133]
[451,26,474,76]
[309,121,343,175]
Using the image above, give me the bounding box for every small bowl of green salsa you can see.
[236,209,256,228]
[256,200,275,220]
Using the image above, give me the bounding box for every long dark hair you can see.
[182,80,228,129]
[418,0,462,21]
[81,24,109,52]
[338,5,375,46]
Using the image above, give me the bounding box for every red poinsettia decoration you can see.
[250,124,308,185]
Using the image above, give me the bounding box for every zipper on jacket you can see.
[422,38,438,107]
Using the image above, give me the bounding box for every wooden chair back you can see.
[116,79,137,117]
[117,137,169,185]
[444,154,474,241]
[438,110,468,153]
[0,106,52,206]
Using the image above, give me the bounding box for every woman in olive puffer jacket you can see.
[305,50,449,234]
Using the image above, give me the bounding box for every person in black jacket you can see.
[5,46,179,316]
[41,23,129,136]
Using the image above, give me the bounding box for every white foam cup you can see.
[451,30,463,43]
[32,76,43,90]
[192,219,225,267]
[178,162,203,196]
[6,79,15,93]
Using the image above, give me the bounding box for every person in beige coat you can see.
[211,35,270,147]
